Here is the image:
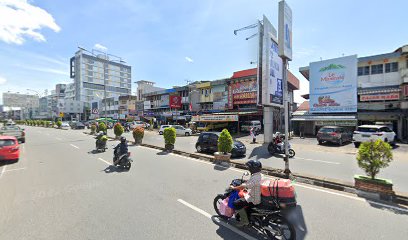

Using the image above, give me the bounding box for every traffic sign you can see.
[92,108,99,114]
[59,112,64,117]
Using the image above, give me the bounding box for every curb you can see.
[83,132,408,207]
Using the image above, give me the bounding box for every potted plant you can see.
[56,120,62,129]
[133,126,144,145]
[355,139,394,199]
[163,127,176,151]
[215,129,233,162]
[90,124,97,135]
[113,122,124,139]
[98,122,107,135]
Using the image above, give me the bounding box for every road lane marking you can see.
[56,137,62,141]
[70,144,80,149]
[177,199,258,240]
[5,167,26,173]
[98,158,111,165]
[46,133,50,136]
[294,157,340,165]
[0,165,6,178]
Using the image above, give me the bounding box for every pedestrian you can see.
[299,123,305,139]
[250,127,256,143]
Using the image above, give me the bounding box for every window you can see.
[385,62,398,73]
[87,71,93,76]
[357,66,370,76]
[0,139,16,146]
[371,64,383,74]
[87,77,93,82]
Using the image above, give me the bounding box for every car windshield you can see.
[319,128,335,133]
[357,127,379,133]
[0,139,16,146]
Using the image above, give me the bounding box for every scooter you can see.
[113,147,132,170]
[213,172,296,240]
[267,141,295,158]
[95,138,107,152]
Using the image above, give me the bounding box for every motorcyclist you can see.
[274,132,284,152]
[230,160,262,227]
[95,131,105,148]
[114,136,129,165]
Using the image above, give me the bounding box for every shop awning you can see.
[358,87,401,95]
[291,115,357,121]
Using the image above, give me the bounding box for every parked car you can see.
[84,120,95,129]
[241,120,262,132]
[0,125,25,143]
[196,122,228,132]
[130,121,146,130]
[61,122,70,129]
[353,125,396,148]
[172,125,193,136]
[316,126,352,146]
[71,122,85,129]
[195,132,246,158]
[158,125,171,135]
[0,136,19,161]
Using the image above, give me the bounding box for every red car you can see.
[0,136,20,161]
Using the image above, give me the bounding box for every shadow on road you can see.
[102,165,129,173]
[248,144,270,160]
[156,151,169,155]
[214,162,230,171]
[359,198,408,216]
[211,216,268,240]
[318,141,352,147]
[289,205,308,240]
[88,150,103,154]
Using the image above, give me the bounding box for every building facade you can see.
[135,80,164,101]
[70,48,132,105]
[298,45,408,141]
[2,92,39,108]
[118,95,137,119]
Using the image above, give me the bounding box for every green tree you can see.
[56,121,62,129]
[113,122,124,138]
[163,127,176,145]
[98,122,107,134]
[218,129,233,154]
[133,126,144,144]
[357,139,393,180]
[90,124,97,134]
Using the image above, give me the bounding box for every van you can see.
[241,120,262,132]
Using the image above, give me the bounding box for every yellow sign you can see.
[59,112,64,117]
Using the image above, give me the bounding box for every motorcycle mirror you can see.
[243,171,250,177]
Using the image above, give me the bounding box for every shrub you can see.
[218,129,233,154]
[90,124,97,134]
[133,126,144,143]
[163,127,176,145]
[357,139,393,180]
[56,121,62,129]
[114,122,124,137]
[98,122,107,134]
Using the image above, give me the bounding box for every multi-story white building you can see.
[135,80,164,101]
[2,92,39,108]
[70,48,132,107]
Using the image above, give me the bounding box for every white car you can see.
[353,125,396,148]
[172,125,193,136]
[61,122,70,129]
[130,121,146,129]
[158,125,171,135]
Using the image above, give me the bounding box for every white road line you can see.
[70,144,80,149]
[0,165,6,178]
[4,167,26,173]
[56,137,62,141]
[46,133,50,136]
[177,199,258,240]
[98,158,111,165]
[294,157,340,165]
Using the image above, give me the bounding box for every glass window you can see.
[87,77,93,82]
[371,64,383,74]
[391,62,398,72]
[357,66,370,76]
[87,71,93,76]
[0,139,16,146]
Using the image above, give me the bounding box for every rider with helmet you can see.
[95,131,106,148]
[113,136,128,165]
[230,160,262,227]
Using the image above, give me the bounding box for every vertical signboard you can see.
[278,0,292,60]
[169,95,182,109]
[261,15,283,107]
[309,55,358,113]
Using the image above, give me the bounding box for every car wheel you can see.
[384,138,388,143]
[318,140,323,145]
[196,145,202,153]
[159,131,163,135]
[354,142,360,148]
[185,132,190,136]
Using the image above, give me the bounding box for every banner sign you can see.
[309,55,358,113]
[234,99,257,105]
[160,95,169,107]
[360,93,400,101]
[143,101,151,110]
[230,80,257,94]
[315,120,357,126]
[192,115,238,122]
[278,0,293,60]
[169,95,182,109]
[228,85,233,109]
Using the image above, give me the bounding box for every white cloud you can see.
[185,57,194,63]
[0,0,61,45]
[0,76,7,85]
[94,43,108,52]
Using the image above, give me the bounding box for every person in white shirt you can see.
[231,160,262,227]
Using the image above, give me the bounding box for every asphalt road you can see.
[109,129,408,193]
[1,126,407,240]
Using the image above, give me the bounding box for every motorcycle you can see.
[213,172,296,240]
[113,147,132,170]
[267,141,295,158]
[95,138,107,152]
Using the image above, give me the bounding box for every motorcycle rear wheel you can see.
[288,149,295,158]
[264,215,296,240]
[213,194,228,220]
[267,143,275,155]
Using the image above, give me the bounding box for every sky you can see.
[0,0,407,104]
